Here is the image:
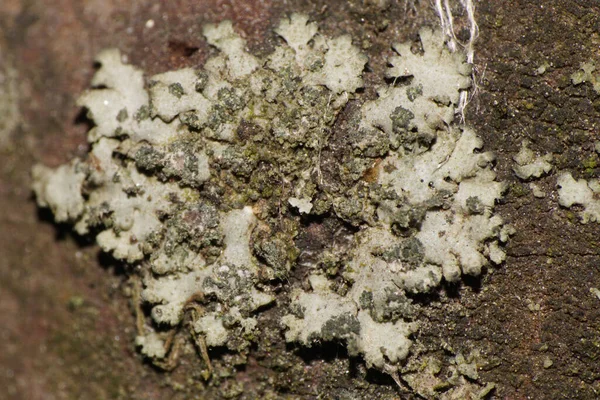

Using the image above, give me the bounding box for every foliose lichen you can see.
[32,13,508,377]
[513,140,553,180]
[557,172,600,223]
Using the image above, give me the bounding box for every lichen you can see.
[557,172,600,223]
[513,140,553,180]
[571,61,600,94]
[32,13,508,379]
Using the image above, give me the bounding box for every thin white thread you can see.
[433,0,479,121]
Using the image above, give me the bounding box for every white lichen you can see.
[529,182,546,198]
[149,68,212,122]
[557,172,600,223]
[288,197,313,214]
[387,27,472,106]
[32,14,507,378]
[572,61,600,93]
[31,161,85,223]
[203,20,259,80]
[135,331,167,359]
[513,140,553,180]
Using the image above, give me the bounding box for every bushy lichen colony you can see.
[32,14,509,377]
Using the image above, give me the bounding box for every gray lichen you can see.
[557,172,600,223]
[513,140,553,180]
[32,13,508,381]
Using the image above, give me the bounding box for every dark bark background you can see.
[1,1,600,399]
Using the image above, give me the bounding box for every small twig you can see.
[184,299,213,379]
[131,276,145,336]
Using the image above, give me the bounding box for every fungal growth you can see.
[32,14,508,377]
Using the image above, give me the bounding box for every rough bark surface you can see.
[1,1,600,399]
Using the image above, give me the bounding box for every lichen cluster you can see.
[33,14,508,375]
